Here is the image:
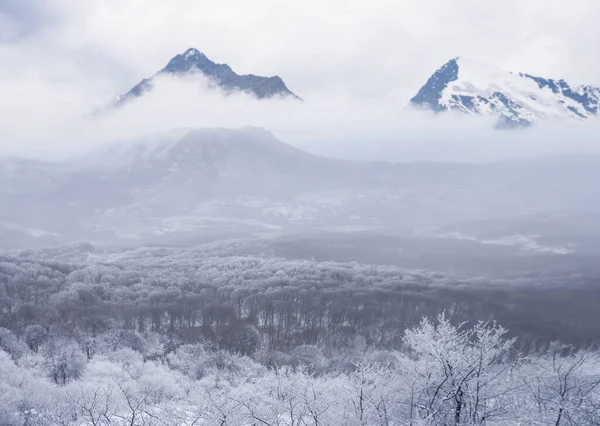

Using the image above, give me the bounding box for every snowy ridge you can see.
[410,57,600,126]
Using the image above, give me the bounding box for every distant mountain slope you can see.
[117,48,300,104]
[409,57,600,126]
[2,127,600,248]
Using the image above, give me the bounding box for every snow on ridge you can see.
[434,231,574,255]
[412,57,600,126]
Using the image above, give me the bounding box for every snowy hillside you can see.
[410,57,600,126]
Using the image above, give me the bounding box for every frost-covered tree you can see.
[524,348,600,426]
[41,337,87,385]
[23,324,48,353]
[343,362,405,425]
[0,326,28,360]
[221,323,260,356]
[402,314,517,425]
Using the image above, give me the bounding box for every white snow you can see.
[439,58,599,123]
[435,231,574,255]
[183,48,203,59]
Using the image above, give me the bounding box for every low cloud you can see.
[1,0,600,163]
[0,73,599,163]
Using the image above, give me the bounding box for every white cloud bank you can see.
[0,0,599,162]
[1,73,599,163]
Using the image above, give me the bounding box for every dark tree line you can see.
[2,245,600,361]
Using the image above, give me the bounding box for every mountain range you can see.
[410,57,600,126]
[1,127,599,249]
[114,48,599,127]
[117,48,300,104]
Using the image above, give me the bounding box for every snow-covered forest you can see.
[2,312,600,426]
[1,240,600,425]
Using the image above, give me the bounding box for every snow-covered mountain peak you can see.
[410,57,600,126]
[116,49,300,105]
[183,47,205,59]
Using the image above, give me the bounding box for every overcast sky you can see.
[2,0,599,99]
[1,0,599,159]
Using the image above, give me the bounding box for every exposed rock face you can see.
[117,48,300,104]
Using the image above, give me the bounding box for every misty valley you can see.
[1,127,600,425]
